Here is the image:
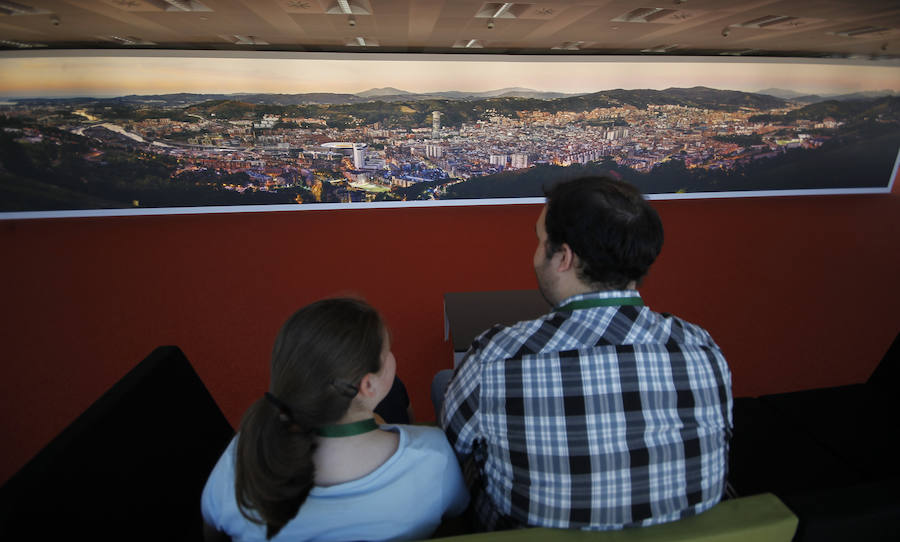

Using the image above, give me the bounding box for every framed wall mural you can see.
[1,51,898,219]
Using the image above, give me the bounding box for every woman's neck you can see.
[334,408,375,425]
[312,424,399,487]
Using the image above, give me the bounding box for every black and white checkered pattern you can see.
[441,290,733,531]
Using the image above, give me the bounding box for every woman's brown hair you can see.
[233,298,384,539]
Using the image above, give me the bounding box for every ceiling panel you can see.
[0,0,895,58]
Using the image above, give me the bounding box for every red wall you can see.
[2,186,899,485]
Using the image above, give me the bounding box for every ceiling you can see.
[1,0,899,59]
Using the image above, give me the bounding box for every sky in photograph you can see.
[0,52,898,99]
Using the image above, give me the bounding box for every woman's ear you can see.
[356,373,379,400]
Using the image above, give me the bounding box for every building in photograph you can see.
[432,111,442,139]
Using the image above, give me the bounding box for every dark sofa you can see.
[5,334,894,541]
[0,346,235,541]
[729,332,900,541]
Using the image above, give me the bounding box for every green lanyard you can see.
[556,296,644,312]
[314,418,378,438]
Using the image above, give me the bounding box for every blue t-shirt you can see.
[202,424,469,542]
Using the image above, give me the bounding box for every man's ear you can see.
[556,243,577,272]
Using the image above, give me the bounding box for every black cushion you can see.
[759,384,896,480]
[729,397,864,497]
[867,331,900,400]
[0,346,234,542]
[374,375,411,424]
[729,332,900,542]
[780,481,900,542]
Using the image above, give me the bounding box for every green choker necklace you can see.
[314,418,378,438]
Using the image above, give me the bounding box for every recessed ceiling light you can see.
[740,15,795,28]
[103,35,156,45]
[731,14,821,30]
[611,6,698,24]
[452,39,484,48]
[614,7,671,23]
[830,26,893,38]
[159,0,211,12]
[475,2,519,19]
[345,36,379,46]
[327,0,369,15]
[104,0,211,12]
[0,1,51,15]
[0,39,47,48]
[219,34,269,45]
[552,41,584,50]
[640,44,679,53]
[493,3,513,18]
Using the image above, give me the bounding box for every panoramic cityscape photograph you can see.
[1,52,898,216]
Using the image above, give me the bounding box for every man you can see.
[439,176,732,531]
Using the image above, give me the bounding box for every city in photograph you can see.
[1,53,898,215]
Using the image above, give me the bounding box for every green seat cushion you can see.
[432,493,797,542]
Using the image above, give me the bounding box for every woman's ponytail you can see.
[234,396,316,539]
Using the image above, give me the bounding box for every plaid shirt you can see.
[440,290,732,530]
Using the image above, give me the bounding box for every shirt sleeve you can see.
[439,342,483,460]
[436,431,471,517]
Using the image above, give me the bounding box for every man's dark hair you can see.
[543,176,663,289]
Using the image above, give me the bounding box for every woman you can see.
[202,298,469,541]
